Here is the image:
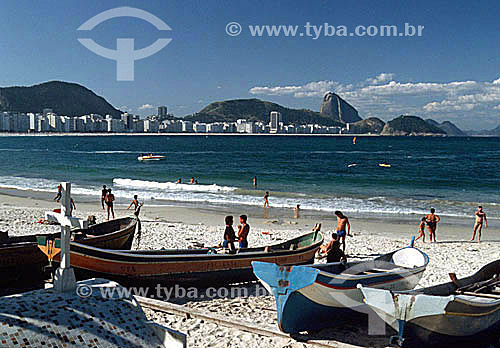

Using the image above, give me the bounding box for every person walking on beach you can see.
[334,211,351,253]
[190,177,195,184]
[237,215,250,248]
[54,184,62,202]
[425,208,440,243]
[264,191,270,208]
[223,215,236,252]
[101,185,107,210]
[471,206,487,242]
[414,217,427,243]
[105,189,115,220]
[253,176,257,188]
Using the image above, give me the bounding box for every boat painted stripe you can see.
[316,266,426,281]
[315,269,425,290]
[445,305,500,317]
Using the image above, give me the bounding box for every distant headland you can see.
[1,81,498,136]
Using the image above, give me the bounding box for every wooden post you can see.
[52,182,77,292]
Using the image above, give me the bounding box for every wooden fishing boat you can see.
[359,259,500,348]
[252,246,429,334]
[37,230,323,287]
[0,217,137,285]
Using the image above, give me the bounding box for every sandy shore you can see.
[1,190,499,347]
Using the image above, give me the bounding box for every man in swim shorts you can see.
[471,206,487,242]
[334,210,351,252]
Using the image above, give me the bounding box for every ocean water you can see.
[0,135,498,219]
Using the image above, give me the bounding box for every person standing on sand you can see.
[293,204,300,219]
[425,208,440,243]
[471,206,487,242]
[54,184,62,202]
[237,215,250,248]
[70,198,76,216]
[334,211,351,253]
[253,176,257,188]
[127,195,140,213]
[414,217,426,243]
[101,185,107,210]
[223,215,236,252]
[105,189,115,221]
[264,191,270,208]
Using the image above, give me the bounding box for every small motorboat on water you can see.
[137,154,166,161]
[379,163,391,168]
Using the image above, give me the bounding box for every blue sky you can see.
[1,0,499,129]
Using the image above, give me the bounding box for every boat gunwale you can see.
[67,231,323,262]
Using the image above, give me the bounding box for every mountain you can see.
[351,117,385,134]
[320,92,362,123]
[184,98,344,126]
[381,115,446,135]
[425,119,466,136]
[0,81,121,118]
[471,124,500,136]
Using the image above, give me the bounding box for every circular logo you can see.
[226,22,242,36]
[76,284,93,298]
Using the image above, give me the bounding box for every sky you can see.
[1,0,499,129]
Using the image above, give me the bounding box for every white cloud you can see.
[138,104,154,110]
[249,80,342,98]
[366,73,394,85]
[248,74,500,129]
[119,105,132,112]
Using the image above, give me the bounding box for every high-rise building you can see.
[157,106,168,118]
[121,113,134,131]
[269,111,282,134]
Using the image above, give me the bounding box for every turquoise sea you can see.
[0,135,498,219]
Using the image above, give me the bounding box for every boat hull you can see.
[360,259,500,348]
[40,231,323,287]
[0,217,137,286]
[253,247,429,334]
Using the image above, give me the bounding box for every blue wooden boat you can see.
[359,259,500,348]
[252,246,429,334]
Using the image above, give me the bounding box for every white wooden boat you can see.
[359,259,500,347]
[252,246,428,333]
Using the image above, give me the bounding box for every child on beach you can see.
[334,211,351,253]
[414,217,426,243]
[223,215,236,252]
[237,215,250,248]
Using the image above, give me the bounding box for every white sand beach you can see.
[1,190,499,347]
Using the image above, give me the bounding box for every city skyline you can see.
[1,1,500,129]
